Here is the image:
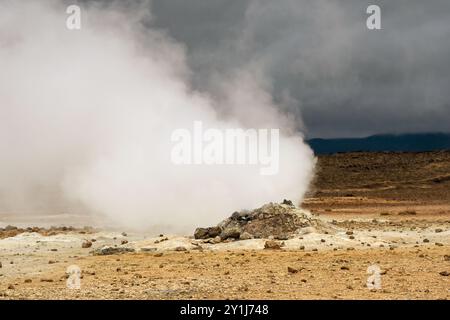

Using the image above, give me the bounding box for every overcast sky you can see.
[142,0,449,138]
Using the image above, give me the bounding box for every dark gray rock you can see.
[220,227,241,240]
[93,246,135,256]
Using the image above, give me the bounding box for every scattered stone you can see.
[48,260,56,264]
[121,232,128,237]
[340,266,350,270]
[210,236,221,244]
[7,284,14,290]
[439,271,449,276]
[82,240,92,248]
[154,253,164,257]
[435,228,443,233]
[174,246,187,252]
[121,240,128,245]
[444,255,450,261]
[40,278,54,282]
[195,202,335,242]
[93,246,135,256]
[24,279,32,283]
[141,247,157,252]
[346,231,353,235]
[84,270,95,276]
[435,242,443,246]
[423,239,430,243]
[287,266,298,274]
[264,240,283,250]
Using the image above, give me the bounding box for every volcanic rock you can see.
[220,227,241,240]
[194,226,222,239]
[287,266,298,273]
[93,246,135,256]
[264,240,283,250]
[82,240,92,248]
[218,202,334,240]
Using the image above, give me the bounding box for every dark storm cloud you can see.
[149,0,450,138]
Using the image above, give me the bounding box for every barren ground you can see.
[1,151,449,299]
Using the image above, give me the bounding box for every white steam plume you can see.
[0,0,315,232]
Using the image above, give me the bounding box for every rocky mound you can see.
[194,200,335,241]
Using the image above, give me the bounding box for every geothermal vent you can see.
[194,200,335,241]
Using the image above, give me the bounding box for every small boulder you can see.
[287,266,298,274]
[82,240,92,248]
[212,236,222,244]
[264,240,283,250]
[220,228,241,240]
[93,246,135,256]
[207,226,222,238]
[194,226,222,239]
[194,228,209,239]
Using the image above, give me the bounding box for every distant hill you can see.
[307,133,450,155]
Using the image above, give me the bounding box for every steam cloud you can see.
[0,0,315,232]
